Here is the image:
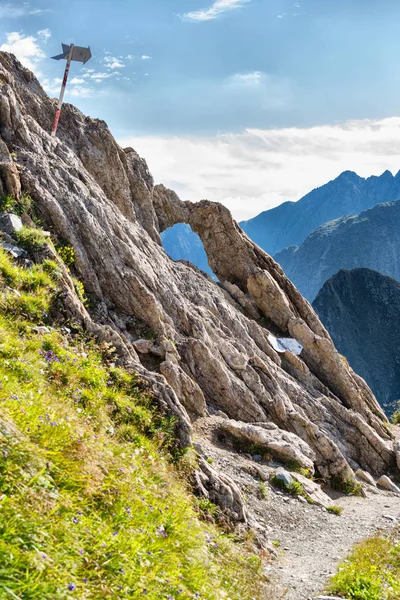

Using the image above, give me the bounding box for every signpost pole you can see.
[51,44,74,137]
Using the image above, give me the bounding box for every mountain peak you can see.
[337,170,361,181]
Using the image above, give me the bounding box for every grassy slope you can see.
[0,245,268,600]
[327,531,400,599]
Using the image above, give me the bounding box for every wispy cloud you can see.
[121,117,400,220]
[141,55,151,60]
[231,71,264,84]
[89,71,118,80]
[37,28,51,42]
[183,0,249,22]
[0,3,49,17]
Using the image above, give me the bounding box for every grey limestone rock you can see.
[1,241,26,258]
[356,469,376,487]
[0,212,22,235]
[274,467,293,487]
[291,472,333,508]
[376,475,400,494]
[0,51,397,519]
[220,419,315,472]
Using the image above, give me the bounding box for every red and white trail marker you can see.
[50,43,92,137]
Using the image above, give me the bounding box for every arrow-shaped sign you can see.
[50,43,92,137]
[52,43,92,64]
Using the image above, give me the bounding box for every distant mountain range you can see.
[161,170,400,275]
[241,170,400,255]
[275,199,400,301]
[313,268,400,415]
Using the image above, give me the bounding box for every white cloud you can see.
[120,117,400,221]
[37,28,51,42]
[0,31,45,71]
[231,71,264,84]
[43,75,94,98]
[183,0,249,22]
[90,71,116,80]
[68,86,93,98]
[0,3,49,17]
[141,55,151,60]
[104,55,125,69]
[42,77,61,95]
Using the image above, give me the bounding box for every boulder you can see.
[0,212,22,235]
[220,419,315,473]
[274,468,293,487]
[314,597,350,600]
[195,457,247,522]
[356,469,376,487]
[291,472,334,508]
[1,241,26,258]
[376,475,400,494]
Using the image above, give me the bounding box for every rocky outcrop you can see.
[313,268,400,415]
[0,51,398,514]
[220,420,316,472]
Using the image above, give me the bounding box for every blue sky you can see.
[2,0,400,218]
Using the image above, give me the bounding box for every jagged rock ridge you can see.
[275,200,400,301]
[0,52,398,517]
[313,268,400,415]
[241,169,400,255]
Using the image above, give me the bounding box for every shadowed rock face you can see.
[240,169,400,256]
[275,200,400,302]
[0,52,397,504]
[313,268,400,416]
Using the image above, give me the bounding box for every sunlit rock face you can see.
[0,51,397,517]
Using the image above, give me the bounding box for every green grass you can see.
[328,532,400,599]
[14,227,48,252]
[270,474,315,505]
[0,193,33,216]
[0,247,270,600]
[284,460,312,479]
[327,505,343,516]
[331,476,363,496]
[258,482,268,500]
[271,474,305,496]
